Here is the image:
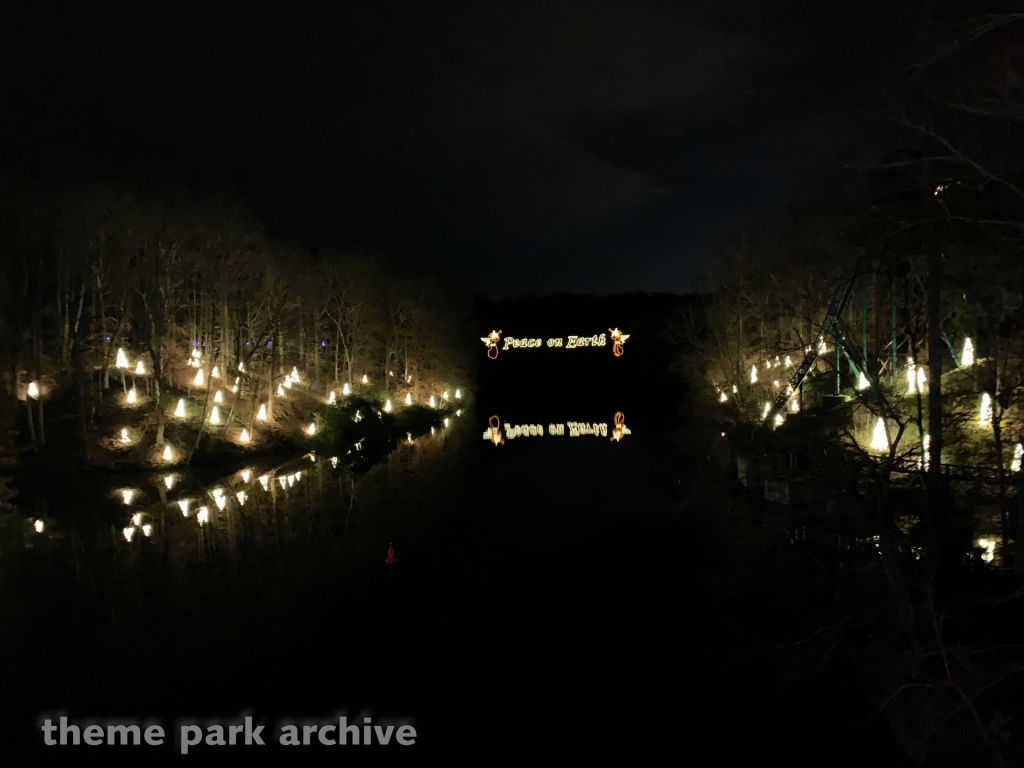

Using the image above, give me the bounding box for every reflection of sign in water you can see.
[610,412,629,441]
[481,330,629,357]
[484,413,631,442]
[483,415,505,446]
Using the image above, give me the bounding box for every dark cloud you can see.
[0,0,905,295]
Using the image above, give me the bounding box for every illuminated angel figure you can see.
[481,330,503,360]
[610,411,631,442]
[483,415,505,446]
[609,328,630,357]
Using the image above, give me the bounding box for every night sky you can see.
[0,1,904,296]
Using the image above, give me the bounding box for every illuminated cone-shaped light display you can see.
[774,413,784,428]
[214,389,223,404]
[857,371,870,391]
[870,417,888,452]
[817,338,827,354]
[178,499,190,516]
[258,475,270,491]
[141,524,152,537]
[28,380,40,399]
[194,368,205,387]
[407,432,413,444]
[750,365,758,384]
[1012,443,1023,473]
[208,406,221,425]
[384,399,392,413]
[305,422,316,436]
[719,392,727,403]
[329,391,336,404]
[978,538,996,563]
[197,507,209,525]
[921,434,931,471]
[238,361,245,372]
[790,398,799,413]
[126,388,137,404]
[241,469,252,482]
[429,396,436,408]
[257,404,268,421]
[164,474,174,489]
[283,378,292,389]
[361,375,368,384]
[443,417,450,428]
[236,490,248,506]
[34,519,44,533]
[211,366,220,379]
[123,527,135,542]
[277,384,285,396]
[405,393,412,405]
[292,367,300,382]
[162,444,173,461]
[131,513,142,527]
[240,428,251,444]
[455,389,462,399]
[343,382,351,395]
[135,360,146,375]
[116,348,130,369]
[175,398,186,418]
[122,489,134,505]
[120,427,130,444]
[761,403,771,419]
[442,391,449,400]
[980,393,993,427]
[961,337,975,367]
[785,356,792,366]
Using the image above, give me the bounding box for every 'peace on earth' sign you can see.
[480,329,629,359]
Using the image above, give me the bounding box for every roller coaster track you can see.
[761,261,863,430]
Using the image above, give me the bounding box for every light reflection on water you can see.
[9,424,469,588]
[484,411,632,442]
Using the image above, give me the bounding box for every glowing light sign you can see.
[482,329,629,357]
[481,330,502,359]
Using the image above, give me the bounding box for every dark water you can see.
[0,326,903,765]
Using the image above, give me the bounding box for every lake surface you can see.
[0,341,903,764]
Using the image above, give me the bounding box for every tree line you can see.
[672,8,1024,762]
[680,5,1024,558]
[0,179,475,455]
